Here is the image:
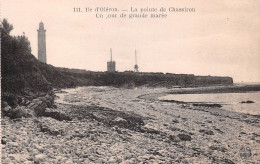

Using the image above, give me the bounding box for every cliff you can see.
[1,19,85,108]
[57,70,233,88]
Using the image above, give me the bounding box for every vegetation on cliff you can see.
[1,19,87,108]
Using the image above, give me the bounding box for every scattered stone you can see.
[2,87,260,163]
[178,134,192,141]
[170,127,181,131]
[37,117,66,136]
[113,117,127,123]
[169,135,180,142]
[34,145,45,153]
[199,129,214,135]
[8,142,19,147]
[44,108,72,121]
[214,128,224,134]
[64,159,75,164]
[209,145,227,152]
[182,118,188,121]
[219,158,235,164]
[34,154,47,163]
[239,147,252,159]
[1,138,7,145]
[108,156,117,163]
[252,133,260,137]
[172,119,179,123]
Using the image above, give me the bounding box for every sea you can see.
[159,92,260,115]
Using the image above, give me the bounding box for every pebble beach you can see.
[1,86,260,163]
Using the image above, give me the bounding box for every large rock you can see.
[38,93,55,108]
[28,98,47,116]
[2,106,35,119]
[2,91,56,119]
[1,101,12,117]
[27,93,55,117]
[2,95,19,107]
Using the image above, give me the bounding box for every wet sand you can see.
[2,86,260,163]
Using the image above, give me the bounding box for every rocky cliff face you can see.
[1,19,77,117]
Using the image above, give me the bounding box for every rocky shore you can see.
[1,86,260,163]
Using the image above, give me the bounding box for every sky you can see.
[1,0,260,83]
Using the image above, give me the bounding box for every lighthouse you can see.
[37,22,47,63]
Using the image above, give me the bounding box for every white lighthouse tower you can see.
[37,21,47,63]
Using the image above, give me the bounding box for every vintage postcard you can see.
[1,0,260,163]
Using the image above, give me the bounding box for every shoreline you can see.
[2,86,260,163]
[139,85,260,116]
[167,84,260,94]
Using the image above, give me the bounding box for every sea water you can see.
[159,92,260,115]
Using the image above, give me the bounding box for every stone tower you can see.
[37,22,47,63]
[107,48,116,72]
